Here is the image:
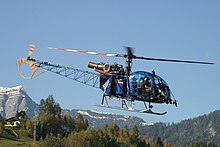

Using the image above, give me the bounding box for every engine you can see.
[88,61,124,74]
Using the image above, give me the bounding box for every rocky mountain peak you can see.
[0,85,39,119]
[0,85,24,93]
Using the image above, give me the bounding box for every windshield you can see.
[129,71,171,99]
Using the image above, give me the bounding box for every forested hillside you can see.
[0,95,173,147]
[139,110,220,146]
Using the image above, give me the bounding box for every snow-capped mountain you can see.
[0,86,39,118]
[62,109,150,128]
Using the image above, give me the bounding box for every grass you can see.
[0,128,33,147]
[0,137,33,147]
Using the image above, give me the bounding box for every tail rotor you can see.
[16,43,46,80]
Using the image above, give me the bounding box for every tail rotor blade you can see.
[16,58,27,65]
[29,43,35,56]
[17,43,47,80]
[29,60,39,73]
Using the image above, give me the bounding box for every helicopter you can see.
[16,43,214,115]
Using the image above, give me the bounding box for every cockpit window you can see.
[129,71,170,99]
[152,75,170,99]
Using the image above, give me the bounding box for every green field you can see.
[0,137,33,147]
[0,128,33,147]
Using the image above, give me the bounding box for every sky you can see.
[0,1,219,123]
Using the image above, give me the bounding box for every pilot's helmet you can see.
[144,77,150,84]
[140,78,144,84]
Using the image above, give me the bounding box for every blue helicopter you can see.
[17,44,214,115]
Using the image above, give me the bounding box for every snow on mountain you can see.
[63,109,152,129]
[77,110,108,119]
[0,85,39,118]
[0,85,24,93]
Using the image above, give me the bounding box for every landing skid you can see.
[96,94,167,115]
[95,104,167,115]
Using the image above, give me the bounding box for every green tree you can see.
[142,136,156,147]
[40,95,61,118]
[130,125,139,138]
[64,131,88,147]
[119,126,129,138]
[37,95,63,139]
[102,124,119,146]
[75,114,89,132]
[38,112,62,139]
[96,129,109,146]
[117,127,130,146]
[156,137,164,147]
[0,123,3,135]
[40,133,64,147]
[84,127,99,146]
[103,124,119,139]
[61,114,75,137]
[25,118,33,137]
[130,125,142,146]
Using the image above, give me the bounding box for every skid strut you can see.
[96,95,167,115]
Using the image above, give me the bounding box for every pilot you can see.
[144,77,151,91]
[157,82,166,98]
[138,78,145,95]
[131,77,138,94]
[142,77,151,96]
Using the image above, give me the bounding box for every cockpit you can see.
[129,71,171,102]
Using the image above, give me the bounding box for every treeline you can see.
[36,96,173,146]
[139,110,220,146]
[1,95,220,146]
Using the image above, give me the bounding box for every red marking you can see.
[95,69,113,75]
[118,79,124,85]
[29,43,35,48]
[16,59,20,65]
[33,66,38,72]
[77,50,86,53]
[30,63,35,68]
[98,52,107,56]
[29,44,35,49]
[55,48,67,50]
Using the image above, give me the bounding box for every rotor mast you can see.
[124,47,134,76]
[125,55,132,75]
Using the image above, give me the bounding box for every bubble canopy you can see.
[129,71,171,103]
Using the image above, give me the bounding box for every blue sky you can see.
[0,1,219,123]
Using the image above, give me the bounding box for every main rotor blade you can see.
[134,56,214,65]
[49,47,214,65]
[49,47,119,57]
